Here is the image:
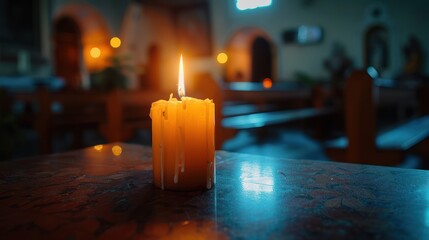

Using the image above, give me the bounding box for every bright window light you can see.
[236,0,272,11]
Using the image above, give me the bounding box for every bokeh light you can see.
[217,52,228,64]
[262,78,272,89]
[93,144,103,151]
[110,37,121,48]
[112,145,123,156]
[90,47,101,58]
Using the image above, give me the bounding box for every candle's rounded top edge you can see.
[150,97,214,108]
[182,97,214,103]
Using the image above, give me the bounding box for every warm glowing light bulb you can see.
[112,145,122,156]
[178,54,185,99]
[262,78,272,89]
[217,52,228,64]
[90,47,101,58]
[110,37,121,48]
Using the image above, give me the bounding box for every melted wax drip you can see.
[174,99,186,185]
[160,105,168,190]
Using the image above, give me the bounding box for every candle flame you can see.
[178,54,185,99]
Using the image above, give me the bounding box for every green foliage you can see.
[91,54,133,92]
[91,66,127,92]
[294,71,317,87]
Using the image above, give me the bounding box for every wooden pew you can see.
[35,88,107,154]
[325,71,429,166]
[48,76,337,152]
[13,76,335,154]
[223,82,315,109]
[221,82,335,138]
[222,107,334,130]
[190,74,337,148]
[15,88,166,154]
[101,89,168,143]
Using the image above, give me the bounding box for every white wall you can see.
[47,0,429,88]
[120,3,178,91]
[209,0,429,82]
[51,0,131,36]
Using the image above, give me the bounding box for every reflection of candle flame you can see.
[112,145,122,156]
[178,54,185,99]
[94,144,103,151]
[142,220,226,239]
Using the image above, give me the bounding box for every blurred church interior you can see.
[1,0,428,169]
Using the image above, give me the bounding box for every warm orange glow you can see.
[90,47,101,58]
[93,144,103,151]
[142,221,227,239]
[217,52,228,64]
[110,37,121,48]
[263,78,272,89]
[178,54,185,98]
[112,145,122,156]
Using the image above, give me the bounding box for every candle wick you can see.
[178,87,185,100]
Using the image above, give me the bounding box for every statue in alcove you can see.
[366,28,389,74]
[323,42,354,86]
[395,36,428,83]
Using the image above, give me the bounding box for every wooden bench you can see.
[222,107,334,130]
[13,88,167,154]
[222,103,279,117]
[190,74,338,148]
[35,88,108,154]
[222,82,335,132]
[101,89,168,143]
[11,74,335,154]
[325,71,429,166]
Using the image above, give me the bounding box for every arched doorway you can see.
[53,17,81,89]
[224,28,275,83]
[251,36,272,82]
[53,3,112,89]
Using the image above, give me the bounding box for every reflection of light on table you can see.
[423,186,429,228]
[93,144,103,151]
[240,161,273,193]
[141,220,226,239]
[112,145,122,156]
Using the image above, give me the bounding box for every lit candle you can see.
[150,55,215,191]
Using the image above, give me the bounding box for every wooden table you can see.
[1,143,428,239]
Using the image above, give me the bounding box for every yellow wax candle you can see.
[150,55,215,191]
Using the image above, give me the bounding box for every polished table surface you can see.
[1,143,429,239]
